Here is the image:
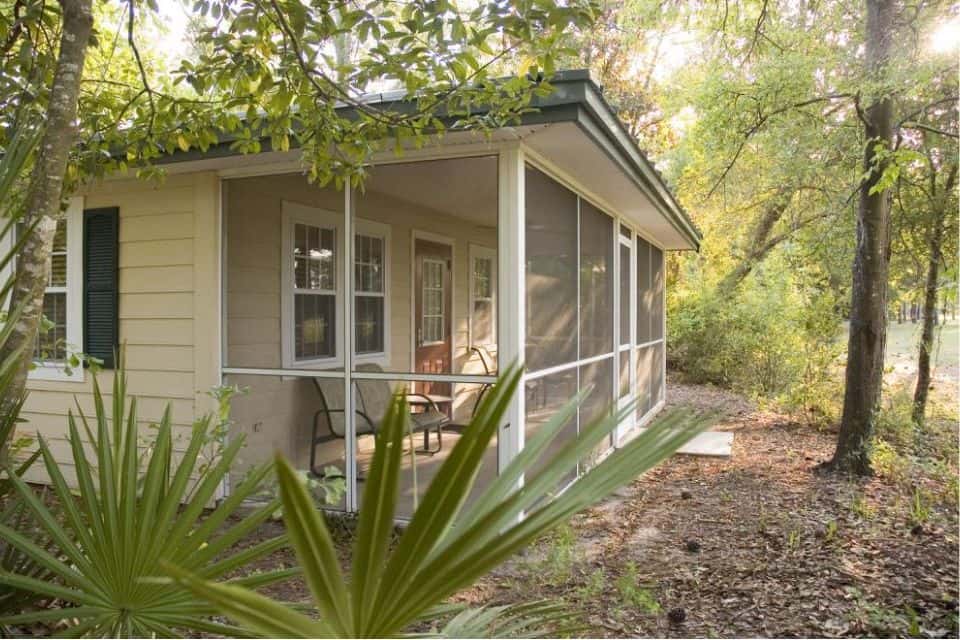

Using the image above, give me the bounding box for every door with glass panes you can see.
[413,236,453,406]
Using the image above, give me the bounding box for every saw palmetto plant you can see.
[0,123,50,629]
[0,363,294,637]
[169,365,711,637]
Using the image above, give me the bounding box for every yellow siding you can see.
[18,172,220,486]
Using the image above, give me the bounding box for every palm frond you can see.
[0,356,292,636]
[170,364,712,637]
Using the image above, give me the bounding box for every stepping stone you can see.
[676,431,734,458]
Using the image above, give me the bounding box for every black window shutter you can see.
[83,207,119,368]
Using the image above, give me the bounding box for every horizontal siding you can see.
[121,318,194,345]
[120,213,194,242]
[119,292,193,319]
[19,173,218,489]
[124,344,195,371]
[119,239,194,267]
[120,266,194,293]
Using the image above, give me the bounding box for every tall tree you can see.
[830,0,896,474]
[0,0,93,433]
[911,160,955,425]
[898,130,959,426]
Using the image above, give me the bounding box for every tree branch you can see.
[126,0,156,136]
[901,121,959,139]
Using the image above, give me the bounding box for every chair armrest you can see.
[406,392,442,413]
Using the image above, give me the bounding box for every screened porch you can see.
[220,149,665,517]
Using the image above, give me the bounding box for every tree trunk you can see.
[912,164,957,425]
[715,196,790,294]
[0,0,93,451]
[831,0,895,475]
[912,239,940,426]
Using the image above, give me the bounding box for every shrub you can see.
[0,363,293,636]
[668,253,843,421]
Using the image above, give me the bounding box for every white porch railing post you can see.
[498,145,525,472]
[344,183,357,513]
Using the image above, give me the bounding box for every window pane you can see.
[355,296,384,354]
[47,218,68,287]
[473,299,493,345]
[354,234,384,294]
[579,200,613,358]
[52,219,67,252]
[320,229,335,289]
[226,372,347,511]
[636,238,651,344]
[224,175,345,369]
[354,378,497,519]
[474,258,492,298]
[49,253,67,287]
[36,292,67,361]
[525,166,578,371]
[619,243,630,346]
[295,294,335,359]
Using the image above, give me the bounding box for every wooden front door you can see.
[414,237,452,401]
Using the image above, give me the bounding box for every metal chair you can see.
[310,364,449,478]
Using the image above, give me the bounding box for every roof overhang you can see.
[150,69,701,250]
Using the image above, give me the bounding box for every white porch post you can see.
[612,219,621,443]
[344,184,357,512]
[498,145,525,470]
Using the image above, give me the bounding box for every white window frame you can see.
[353,218,390,366]
[28,196,85,382]
[281,201,344,369]
[468,243,497,349]
[420,257,446,346]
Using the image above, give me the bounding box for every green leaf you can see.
[275,456,352,635]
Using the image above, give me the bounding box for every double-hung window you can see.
[282,202,341,367]
[354,219,389,361]
[281,204,391,368]
[20,198,84,381]
[469,244,496,347]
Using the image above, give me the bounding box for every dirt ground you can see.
[244,376,958,638]
[452,380,959,638]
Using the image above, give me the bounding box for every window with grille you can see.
[471,250,495,346]
[354,231,386,355]
[34,219,69,362]
[291,221,336,361]
[421,258,445,344]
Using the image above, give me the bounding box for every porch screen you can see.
[525,166,618,480]
[356,155,499,378]
[524,166,578,372]
[579,200,614,359]
[634,236,666,420]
